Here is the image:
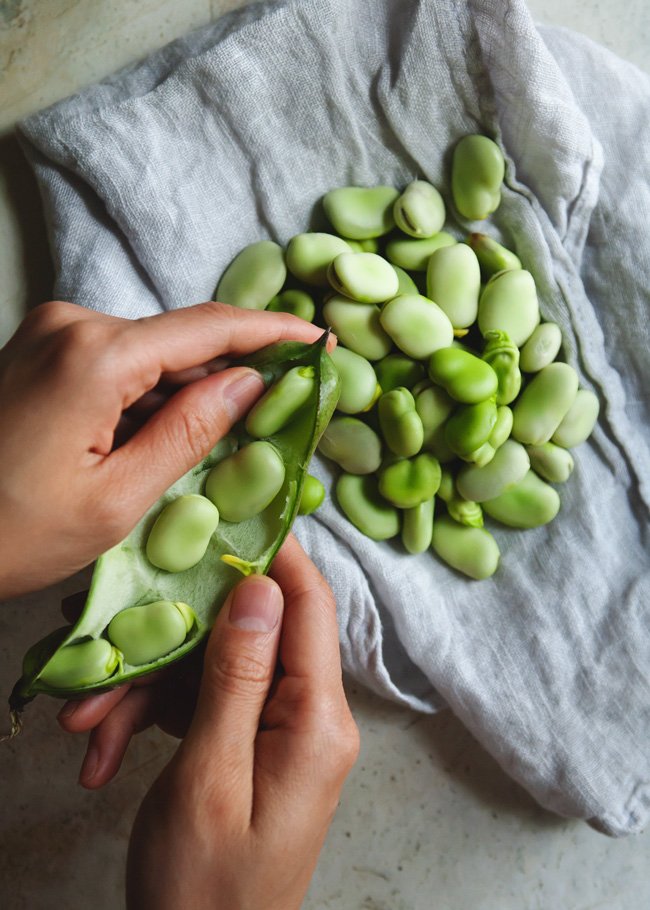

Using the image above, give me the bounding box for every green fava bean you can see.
[318,416,383,474]
[345,238,380,253]
[428,347,498,403]
[456,439,530,502]
[246,365,316,437]
[393,180,446,238]
[336,473,400,540]
[39,639,122,689]
[467,233,522,278]
[206,441,286,523]
[526,443,574,484]
[385,231,456,272]
[446,496,484,528]
[323,297,392,361]
[552,389,600,448]
[330,347,379,414]
[489,405,514,450]
[323,186,399,239]
[437,467,455,503]
[426,243,481,329]
[286,233,351,286]
[378,388,424,458]
[376,354,425,393]
[380,294,454,360]
[519,322,563,373]
[415,383,455,446]
[298,474,326,516]
[482,469,560,528]
[432,515,500,580]
[512,362,579,445]
[482,329,522,405]
[451,134,505,221]
[378,453,441,509]
[391,265,420,296]
[445,398,498,459]
[402,497,435,554]
[107,601,195,667]
[267,289,315,323]
[478,269,540,347]
[327,252,399,303]
[146,494,220,573]
[216,240,286,310]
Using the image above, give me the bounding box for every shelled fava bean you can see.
[211,133,599,580]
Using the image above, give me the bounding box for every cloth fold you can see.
[19,0,650,836]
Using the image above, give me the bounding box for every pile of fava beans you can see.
[215,135,600,580]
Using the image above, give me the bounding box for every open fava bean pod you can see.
[8,334,339,730]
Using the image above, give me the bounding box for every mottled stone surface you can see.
[1,2,649,908]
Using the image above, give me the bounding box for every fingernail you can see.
[58,702,79,721]
[223,369,264,418]
[228,578,282,632]
[80,745,99,786]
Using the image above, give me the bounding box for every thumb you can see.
[182,576,284,778]
[104,366,264,514]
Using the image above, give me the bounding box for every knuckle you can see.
[23,300,78,334]
[319,712,361,777]
[208,645,273,698]
[174,406,218,465]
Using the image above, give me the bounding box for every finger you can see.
[103,366,264,512]
[57,685,132,732]
[129,302,329,375]
[180,575,284,794]
[79,687,159,789]
[269,535,343,693]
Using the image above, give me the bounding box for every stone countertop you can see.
[1,2,649,908]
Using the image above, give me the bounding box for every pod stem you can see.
[0,709,24,742]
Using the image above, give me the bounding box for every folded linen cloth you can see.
[18,0,650,836]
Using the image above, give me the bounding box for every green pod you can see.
[391,265,420,297]
[322,297,392,361]
[146,494,220,573]
[246,365,316,437]
[216,240,286,310]
[519,322,562,372]
[466,233,522,278]
[393,180,446,238]
[378,388,424,458]
[478,269,540,347]
[415,383,456,446]
[285,233,351,286]
[107,601,195,667]
[206,441,286,523]
[267,289,316,323]
[451,134,505,221]
[402,497,435,554]
[428,347,498,404]
[526,443,574,484]
[437,467,455,503]
[426,243,481,329]
[489,405,514,450]
[482,469,560,528]
[551,389,600,448]
[327,252,399,303]
[380,294,454,360]
[318,416,383,474]
[39,639,122,689]
[446,497,484,528]
[378,453,441,509]
[432,515,500,580]
[336,473,400,540]
[298,475,326,515]
[375,354,425,393]
[456,439,530,502]
[482,329,522,405]
[445,398,498,458]
[10,335,340,717]
[512,362,579,445]
[323,186,399,239]
[330,346,379,414]
[385,231,456,272]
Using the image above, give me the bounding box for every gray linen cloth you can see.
[18,0,650,836]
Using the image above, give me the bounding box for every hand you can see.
[0,300,324,598]
[123,535,359,910]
